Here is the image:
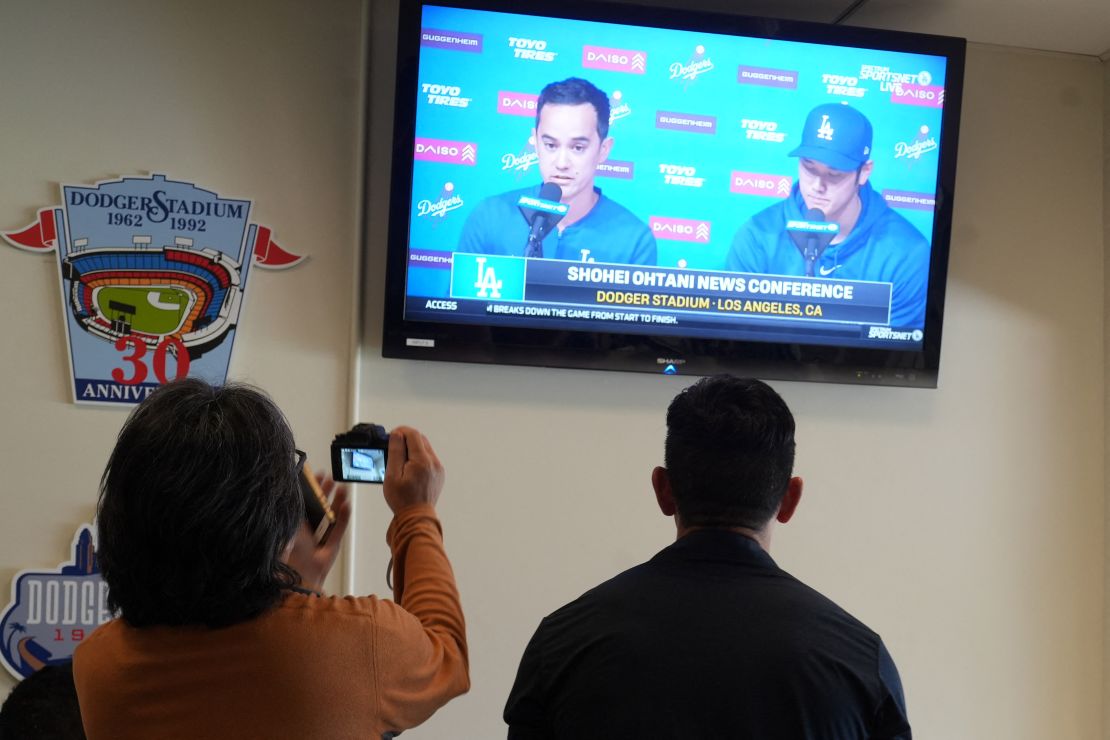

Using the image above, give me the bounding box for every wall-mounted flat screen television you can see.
[381,0,965,387]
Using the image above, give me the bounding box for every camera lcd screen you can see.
[340,447,387,483]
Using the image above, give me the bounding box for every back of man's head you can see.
[96,378,302,628]
[664,376,795,530]
[0,663,85,739]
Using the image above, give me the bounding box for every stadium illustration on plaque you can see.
[4,174,305,405]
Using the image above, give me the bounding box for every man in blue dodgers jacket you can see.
[458,78,656,265]
[727,103,931,328]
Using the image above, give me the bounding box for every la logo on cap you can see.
[817,114,834,141]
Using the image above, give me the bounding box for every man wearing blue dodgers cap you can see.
[457,77,656,265]
[726,103,931,328]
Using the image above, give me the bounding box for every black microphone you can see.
[786,208,837,277]
[522,182,564,258]
[802,208,824,277]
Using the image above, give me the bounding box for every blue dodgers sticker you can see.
[0,526,108,680]
[3,174,307,406]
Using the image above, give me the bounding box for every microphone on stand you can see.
[786,208,837,277]
[519,182,566,258]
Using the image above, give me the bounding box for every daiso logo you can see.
[891,84,945,108]
[649,216,711,243]
[583,45,646,74]
[731,171,792,197]
[414,138,477,166]
[498,91,538,116]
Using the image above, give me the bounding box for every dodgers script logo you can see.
[670,45,714,87]
[894,125,939,161]
[416,182,465,222]
[502,136,539,177]
[608,90,632,124]
[3,174,304,406]
[0,526,108,680]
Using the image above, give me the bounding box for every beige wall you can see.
[359,10,1106,739]
[2,2,1107,739]
[1104,51,1110,740]
[0,0,362,689]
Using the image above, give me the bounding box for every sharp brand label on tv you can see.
[386,1,965,387]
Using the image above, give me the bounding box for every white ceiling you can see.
[617,0,1110,57]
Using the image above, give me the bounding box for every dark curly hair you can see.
[96,378,302,627]
[664,376,796,530]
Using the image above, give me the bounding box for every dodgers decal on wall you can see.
[3,174,305,405]
[0,526,105,680]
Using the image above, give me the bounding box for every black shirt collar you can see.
[650,529,779,570]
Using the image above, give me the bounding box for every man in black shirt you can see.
[504,376,911,739]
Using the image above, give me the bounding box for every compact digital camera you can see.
[331,423,389,484]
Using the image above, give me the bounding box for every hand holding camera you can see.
[383,426,445,513]
[329,423,444,510]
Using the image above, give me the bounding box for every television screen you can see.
[381,0,965,387]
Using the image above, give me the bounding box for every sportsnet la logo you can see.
[660,164,704,188]
[0,525,109,679]
[498,91,537,117]
[508,37,556,62]
[414,138,477,166]
[609,90,632,124]
[860,65,933,92]
[583,45,646,74]
[421,83,471,108]
[670,45,714,83]
[731,171,792,197]
[742,118,787,143]
[416,182,464,219]
[650,216,711,243]
[894,125,939,160]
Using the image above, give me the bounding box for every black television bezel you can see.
[380,0,965,388]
